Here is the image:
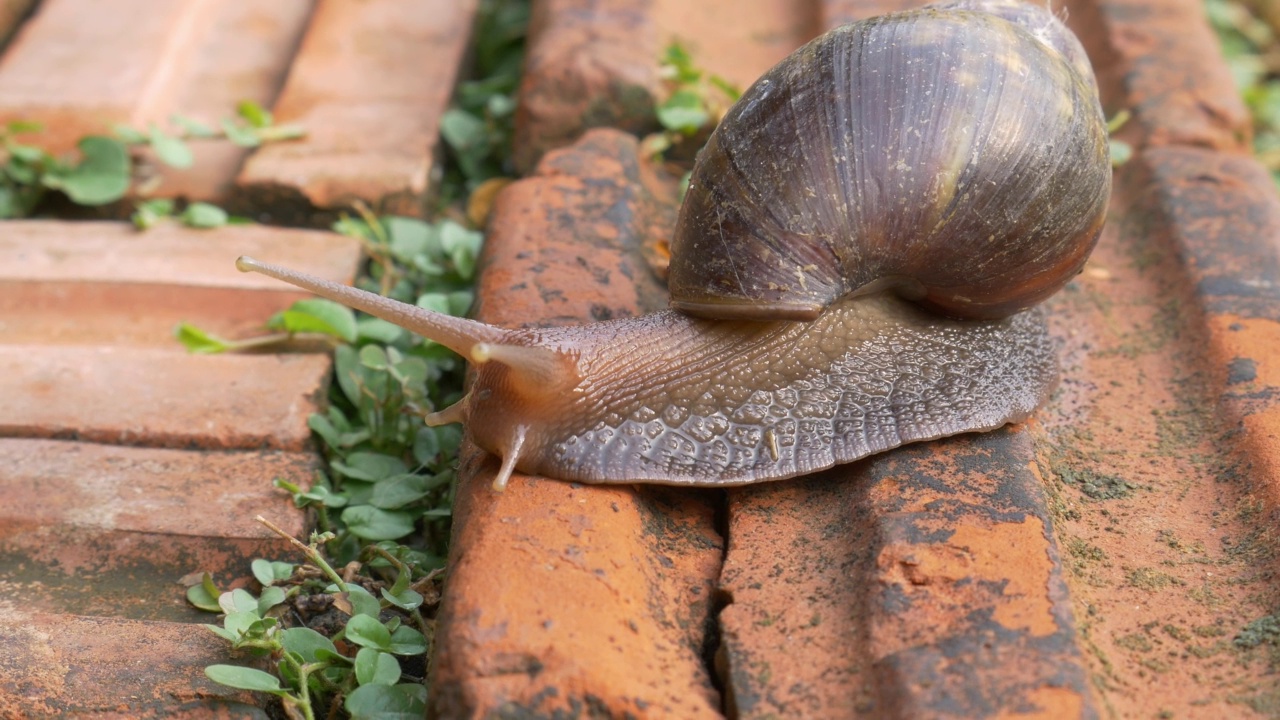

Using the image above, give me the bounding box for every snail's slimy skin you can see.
[466,295,1057,486]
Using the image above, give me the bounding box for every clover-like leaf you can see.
[204,665,287,695]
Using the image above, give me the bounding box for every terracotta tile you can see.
[143,0,315,201]
[430,130,723,718]
[513,0,658,174]
[515,0,814,173]
[0,0,222,153]
[1068,0,1250,151]
[720,430,1094,718]
[0,0,312,203]
[0,220,361,345]
[0,345,330,451]
[0,439,311,620]
[235,0,479,220]
[0,611,266,718]
[1036,144,1280,715]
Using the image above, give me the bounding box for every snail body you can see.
[237,0,1110,491]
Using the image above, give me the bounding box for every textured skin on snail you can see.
[667,0,1111,321]
[469,297,1056,485]
[234,0,1109,491]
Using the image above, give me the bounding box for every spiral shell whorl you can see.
[667,0,1111,321]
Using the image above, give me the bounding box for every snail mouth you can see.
[670,299,823,322]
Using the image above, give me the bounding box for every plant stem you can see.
[255,515,349,592]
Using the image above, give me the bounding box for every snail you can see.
[237,0,1110,491]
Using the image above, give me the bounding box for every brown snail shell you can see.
[236,0,1109,491]
[669,0,1110,321]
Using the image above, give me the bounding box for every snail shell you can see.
[236,0,1109,491]
[669,0,1110,321]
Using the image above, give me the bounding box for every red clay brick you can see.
[0,438,312,622]
[515,0,814,173]
[144,0,314,201]
[0,612,264,718]
[1068,0,1250,152]
[720,430,1094,718]
[0,220,361,346]
[0,438,310,567]
[0,345,330,450]
[430,130,723,718]
[235,0,479,219]
[0,0,221,154]
[0,0,311,202]
[513,0,658,174]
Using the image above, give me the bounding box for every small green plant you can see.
[1107,109,1133,167]
[191,519,435,719]
[641,41,741,161]
[190,2,529,714]
[0,100,302,222]
[438,0,529,192]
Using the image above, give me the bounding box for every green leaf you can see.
[222,610,264,639]
[6,119,43,135]
[341,505,417,541]
[439,108,487,154]
[415,292,451,316]
[1109,140,1132,167]
[359,343,391,371]
[46,136,130,205]
[111,124,147,144]
[180,201,228,228]
[370,474,447,510]
[149,124,194,168]
[132,198,175,229]
[345,683,428,720]
[237,100,274,128]
[171,114,218,138]
[412,427,441,465]
[7,144,45,163]
[439,221,482,279]
[355,648,402,686]
[333,215,375,241]
[251,559,295,587]
[385,216,437,261]
[221,118,261,147]
[345,614,392,650]
[220,588,260,615]
[203,623,239,642]
[332,452,409,482]
[258,585,287,614]
[174,323,231,354]
[204,665,287,694]
[357,317,408,344]
[272,298,357,342]
[281,627,338,663]
[345,584,383,618]
[661,42,699,83]
[380,587,423,611]
[656,90,709,134]
[386,625,428,655]
[294,481,349,509]
[186,572,222,612]
[307,412,345,452]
